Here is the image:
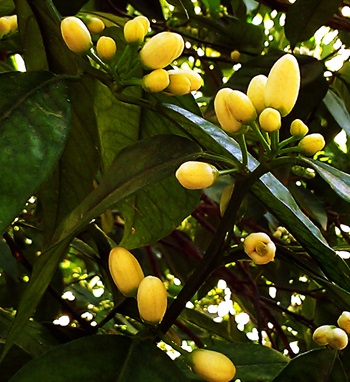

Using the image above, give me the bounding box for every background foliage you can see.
[2,0,350,381]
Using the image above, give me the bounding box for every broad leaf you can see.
[285,0,342,47]
[0,0,14,15]
[301,157,350,204]
[273,348,347,382]
[9,335,190,381]
[323,89,350,137]
[0,72,71,236]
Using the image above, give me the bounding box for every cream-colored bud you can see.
[326,327,348,350]
[176,161,219,190]
[176,69,202,92]
[244,232,276,265]
[124,19,146,44]
[133,16,150,35]
[143,69,170,92]
[247,74,267,114]
[96,36,117,62]
[86,17,105,34]
[298,133,325,156]
[214,88,242,134]
[61,16,92,54]
[337,311,350,334]
[137,276,167,325]
[312,325,332,346]
[188,349,236,382]
[166,71,191,95]
[108,247,144,297]
[227,90,257,124]
[259,107,281,132]
[264,54,300,117]
[290,119,308,138]
[0,17,11,36]
[140,31,184,69]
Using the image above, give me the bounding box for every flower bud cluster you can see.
[213,54,326,157]
[108,246,167,325]
[312,311,350,350]
[0,15,18,38]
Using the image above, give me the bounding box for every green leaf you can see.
[9,335,190,382]
[285,0,341,46]
[214,342,289,382]
[273,349,348,382]
[0,0,14,16]
[0,72,71,236]
[0,240,18,280]
[301,157,350,204]
[323,90,350,137]
[160,104,350,292]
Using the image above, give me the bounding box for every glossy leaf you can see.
[285,0,341,47]
[0,72,71,236]
[0,0,14,15]
[301,157,350,204]
[273,348,347,382]
[160,104,350,292]
[9,335,190,382]
[323,89,350,137]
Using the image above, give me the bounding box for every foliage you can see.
[1,0,350,381]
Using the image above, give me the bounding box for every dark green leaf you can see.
[323,90,350,137]
[16,0,48,71]
[52,0,89,16]
[0,240,18,280]
[9,335,190,382]
[273,348,347,382]
[0,72,71,236]
[214,342,289,382]
[0,0,14,16]
[301,157,350,204]
[285,0,342,46]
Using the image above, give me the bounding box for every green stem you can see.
[200,152,239,168]
[278,135,300,150]
[218,168,236,176]
[271,130,279,152]
[158,163,269,335]
[278,146,301,155]
[120,77,143,87]
[87,49,114,77]
[235,134,248,170]
[250,121,271,153]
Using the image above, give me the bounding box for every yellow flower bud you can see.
[140,31,184,69]
[133,15,150,35]
[124,19,146,44]
[220,184,234,216]
[96,36,117,62]
[312,325,332,346]
[166,70,191,95]
[264,54,300,117]
[61,16,92,54]
[143,69,170,92]
[227,90,257,124]
[86,17,105,34]
[108,247,144,297]
[326,327,348,350]
[247,74,267,114]
[175,161,219,190]
[337,311,350,334]
[0,17,11,36]
[244,232,276,265]
[188,349,236,382]
[259,107,281,132]
[230,50,240,62]
[214,88,242,134]
[298,133,325,156]
[137,276,167,325]
[290,119,308,138]
[4,15,17,32]
[175,69,202,92]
